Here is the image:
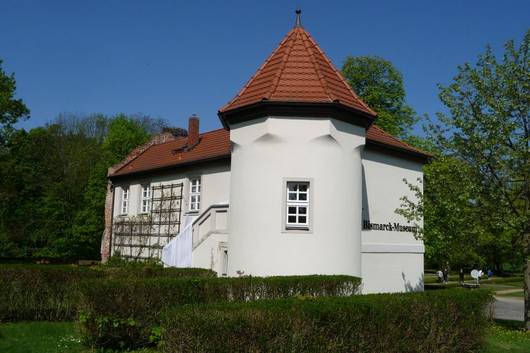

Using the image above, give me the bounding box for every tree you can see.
[341,56,417,137]
[0,113,164,260]
[400,30,530,328]
[0,124,102,258]
[398,153,517,271]
[0,59,30,145]
[70,115,152,259]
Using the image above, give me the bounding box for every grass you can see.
[2,320,529,353]
[425,277,523,293]
[482,321,530,353]
[482,283,522,292]
[0,322,157,353]
[0,321,84,353]
[497,290,525,298]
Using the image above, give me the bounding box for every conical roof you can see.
[219,26,376,118]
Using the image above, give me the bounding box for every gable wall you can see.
[361,148,424,293]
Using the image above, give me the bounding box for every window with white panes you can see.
[141,185,151,213]
[285,181,310,229]
[189,178,201,211]
[121,187,129,215]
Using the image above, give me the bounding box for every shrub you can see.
[77,275,361,349]
[0,264,216,322]
[94,265,216,280]
[0,265,102,322]
[162,289,493,353]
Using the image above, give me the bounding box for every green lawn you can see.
[497,290,525,298]
[482,322,530,353]
[0,322,156,353]
[1,321,529,353]
[482,283,522,292]
[0,322,84,353]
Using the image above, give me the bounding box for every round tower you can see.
[218,13,376,278]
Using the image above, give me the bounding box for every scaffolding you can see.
[112,183,184,260]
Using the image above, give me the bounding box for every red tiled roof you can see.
[110,125,428,177]
[366,125,429,158]
[219,26,376,117]
[110,129,231,177]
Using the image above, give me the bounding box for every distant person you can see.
[459,268,464,284]
[436,270,444,283]
[487,269,493,279]
[442,267,449,284]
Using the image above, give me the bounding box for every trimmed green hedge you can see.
[0,264,215,322]
[77,275,361,349]
[162,289,493,353]
[0,265,101,322]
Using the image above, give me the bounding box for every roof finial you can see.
[295,9,302,27]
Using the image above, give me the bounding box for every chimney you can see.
[187,114,199,149]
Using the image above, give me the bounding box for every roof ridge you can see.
[267,30,296,100]
[369,125,426,154]
[149,127,228,148]
[302,30,377,115]
[220,28,297,112]
[299,28,335,103]
[110,137,163,176]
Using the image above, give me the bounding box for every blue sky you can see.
[2,0,529,135]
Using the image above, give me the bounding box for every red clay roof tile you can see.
[219,27,376,117]
[110,129,231,177]
[110,125,428,177]
[365,125,429,157]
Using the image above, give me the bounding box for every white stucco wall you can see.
[112,161,230,219]
[192,205,229,274]
[111,160,230,258]
[227,117,364,277]
[109,123,425,292]
[361,148,424,293]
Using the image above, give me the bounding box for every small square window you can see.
[285,181,310,230]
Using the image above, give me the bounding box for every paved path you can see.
[493,296,524,321]
[496,288,523,295]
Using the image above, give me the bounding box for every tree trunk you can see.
[526,258,530,330]
[524,257,530,331]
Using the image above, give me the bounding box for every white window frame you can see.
[141,184,151,214]
[189,177,201,212]
[283,179,312,232]
[120,187,129,215]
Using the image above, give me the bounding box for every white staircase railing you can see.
[191,203,229,250]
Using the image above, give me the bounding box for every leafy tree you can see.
[0,124,102,258]
[0,59,30,145]
[398,153,518,271]
[70,115,152,259]
[0,113,163,260]
[400,30,530,328]
[341,56,417,137]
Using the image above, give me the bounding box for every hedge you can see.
[77,275,361,349]
[0,264,215,322]
[162,289,493,353]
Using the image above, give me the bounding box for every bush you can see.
[0,265,102,322]
[0,264,216,322]
[77,275,361,349]
[162,289,493,353]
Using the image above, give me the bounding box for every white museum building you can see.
[100,18,429,294]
